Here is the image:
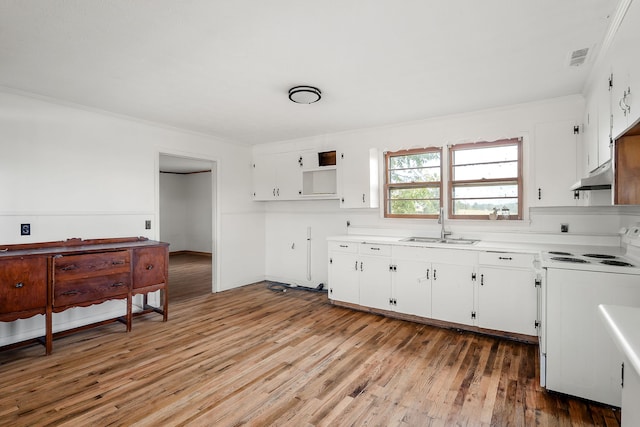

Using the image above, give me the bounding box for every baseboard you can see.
[169,250,212,257]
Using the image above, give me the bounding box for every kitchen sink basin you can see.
[401,237,478,245]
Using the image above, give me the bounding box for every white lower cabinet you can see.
[392,258,431,318]
[328,241,391,307]
[328,240,538,338]
[477,252,538,336]
[622,355,640,427]
[430,261,476,326]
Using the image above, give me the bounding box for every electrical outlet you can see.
[561,223,569,233]
[21,223,31,236]
[145,220,151,230]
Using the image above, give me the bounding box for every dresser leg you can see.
[45,307,52,355]
[126,294,132,332]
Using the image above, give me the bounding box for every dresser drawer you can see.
[478,251,535,268]
[132,247,167,289]
[0,257,47,314]
[54,251,131,281]
[328,241,358,253]
[53,272,131,307]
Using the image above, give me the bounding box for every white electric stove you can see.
[542,224,640,407]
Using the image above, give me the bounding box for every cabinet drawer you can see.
[479,251,535,268]
[132,247,167,289]
[54,251,131,280]
[0,257,47,313]
[53,272,131,307]
[328,241,358,253]
[359,243,391,256]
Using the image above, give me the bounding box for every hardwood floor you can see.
[0,283,620,426]
[168,252,212,302]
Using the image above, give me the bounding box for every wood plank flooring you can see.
[168,253,212,302]
[0,283,621,426]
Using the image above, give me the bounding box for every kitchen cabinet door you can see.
[431,262,475,326]
[338,146,379,208]
[477,267,537,335]
[328,252,359,305]
[532,120,579,206]
[252,152,302,200]
[393,258,431,318]
[622,354,640,427]
[597,71,613,166]
[358,255,392,311]
[610,0,640,140]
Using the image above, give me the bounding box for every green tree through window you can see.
[385,148,442,218]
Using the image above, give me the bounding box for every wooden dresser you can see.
[0,237,169,355]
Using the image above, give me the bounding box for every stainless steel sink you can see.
[401,237,478,245]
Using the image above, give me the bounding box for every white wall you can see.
[159,171,213,253]
[255,95,640,287]
[0,90,265,346]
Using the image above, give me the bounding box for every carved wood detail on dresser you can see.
[0,237,169,355]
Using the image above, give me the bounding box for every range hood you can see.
[570,160,612,191]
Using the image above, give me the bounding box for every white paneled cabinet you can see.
[477,252,537,335]
[430,262,476,326]
[338,147,379,209]
[252,152,302,200]
[392,258,432,318]
[532,121,579,206]
[622,354,640,427]
[328,241,538,338]
[328,242,391,307]
[610,0,640,140]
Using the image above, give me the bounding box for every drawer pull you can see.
[61,265,77,271]
[15,282,24,288]
[61,290,80,296]
[111,282,125,287]
[370,247,380,251]
[339,244,348,248]
[112,260,125,265]
[146,264,154,270]
[498,257,513,261]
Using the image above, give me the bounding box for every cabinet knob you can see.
[146,264,154,270]
[15,282,24,288]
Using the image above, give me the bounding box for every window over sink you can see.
[384,147,442,218]
[448,137,522,220]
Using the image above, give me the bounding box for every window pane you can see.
[452,198,518,216]
[389,152,440,169]
[453,145,518,165]
[390,187,440,199]
[452,161,518,180]
[452,184,518,198]
[390,166,441,183]
[389,199,440,215]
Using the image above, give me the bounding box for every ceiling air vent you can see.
[569,48,589,67]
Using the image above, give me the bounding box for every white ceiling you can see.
[0,0,619,145]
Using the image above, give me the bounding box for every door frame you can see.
[156,149,220,293]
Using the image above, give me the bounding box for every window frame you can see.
[384,147,443,219]
[448,138,523,220]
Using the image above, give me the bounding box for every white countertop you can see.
[599,305,640,376]
[327,234,625,256]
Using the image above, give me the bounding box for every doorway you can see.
[158,154,217,302]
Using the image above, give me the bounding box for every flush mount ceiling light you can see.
[288,86,322,104]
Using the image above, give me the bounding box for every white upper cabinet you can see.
[338,146,379,209]
[532,120,579,206]
[610,0,640,139]
[583,93,600,172]
[252,152,302,200]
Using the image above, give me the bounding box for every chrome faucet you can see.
[438,207,452,240]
